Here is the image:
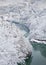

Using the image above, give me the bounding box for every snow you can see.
[0,16,32,65]
[30,39,46,44]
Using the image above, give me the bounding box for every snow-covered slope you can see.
[0,0,46,43]
[0,18,32,65]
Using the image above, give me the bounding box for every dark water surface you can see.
[25,42,46,65]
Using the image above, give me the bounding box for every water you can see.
[25,42,46,65]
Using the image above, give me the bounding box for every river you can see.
[25,42,46,65]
